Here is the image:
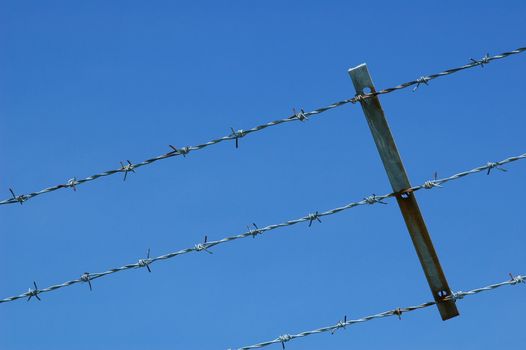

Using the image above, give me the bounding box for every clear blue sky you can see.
[1,1,525,349]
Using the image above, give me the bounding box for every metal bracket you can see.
[348,63,459,320]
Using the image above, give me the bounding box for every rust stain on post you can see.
[348,64,459,320]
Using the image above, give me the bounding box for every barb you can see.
[292,108,308,122]
[169,145,189,157]
[364,194,388,205]
[470,53,490,68]
[230,128,246,149]
[81,272,92,291]
[230,274,525,349]
[486,161,507,175]
[65,178,79,191]
[330,316,347,334]
[1,153,524,304]
[2,47,524,206]
[26,281,41,302]
[412,76,430,92]
[307,212,322,227]
[8,188,27,205]
[277,335,291,349]
[0,152,521,303]
[138,248,152,273]
[423,171,442,189]
[195,235,214,254]
[120,160,136,181]
[247,223,262,238]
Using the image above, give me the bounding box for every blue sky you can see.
[1,1,525,349]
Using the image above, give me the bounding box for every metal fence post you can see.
[348,63,459,320]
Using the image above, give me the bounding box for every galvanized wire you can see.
[2,46,524,206]
[1,152,523,304]
[230,274,526,350]
[367,47,526,96]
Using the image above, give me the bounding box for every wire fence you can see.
[1,152,524,304]
[3,45,525,350]
[2,46,524,206]
[230,274,525,350]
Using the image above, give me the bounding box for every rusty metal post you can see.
[348,64,459,320]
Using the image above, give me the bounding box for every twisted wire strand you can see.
[2,47,524,206]
[368,47,526,96]
[231,275,525,350]
[1,152,523,304]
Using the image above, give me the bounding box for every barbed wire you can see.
[1,152,523,304]
[230,274,525,350]
[2,46,524,206]
[369,48,526,95]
